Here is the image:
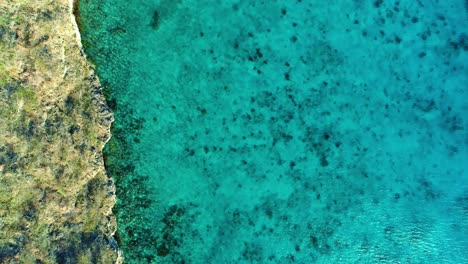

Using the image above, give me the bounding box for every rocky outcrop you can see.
[0,0,120,262]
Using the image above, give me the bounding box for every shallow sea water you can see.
[79,0,468,263]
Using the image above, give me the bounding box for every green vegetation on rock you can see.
[0,1,120,263]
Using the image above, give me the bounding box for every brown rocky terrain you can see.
[0,0,120,262]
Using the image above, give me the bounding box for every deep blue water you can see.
[79,1,468,263]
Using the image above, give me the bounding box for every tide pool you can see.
[79,0,468,263]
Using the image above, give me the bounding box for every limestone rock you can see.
[0,0,120,262]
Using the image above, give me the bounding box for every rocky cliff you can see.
[0,0,120,262]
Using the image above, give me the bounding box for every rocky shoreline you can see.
[0,0,121,262]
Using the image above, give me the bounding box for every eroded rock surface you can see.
[0,0,120,262]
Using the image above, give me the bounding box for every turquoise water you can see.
[79,0,468,263]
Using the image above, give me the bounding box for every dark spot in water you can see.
[198,107,207,115]
[107,98,117,110]
[154,205,186,257]
[395,35,402,44]
[151,10,161,30]
[241,242,263,262]
[310,235,319,248]
[374,0,383,8]
[320,154,329,167]
[449,33,468,51]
